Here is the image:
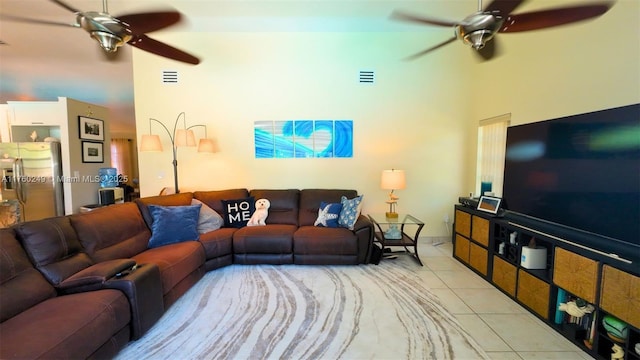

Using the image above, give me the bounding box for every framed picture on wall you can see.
[78,116,104,141]
[81,141,104,163]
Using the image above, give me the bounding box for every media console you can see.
[453,204,640,360]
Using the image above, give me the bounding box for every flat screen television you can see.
[502,103,640,260]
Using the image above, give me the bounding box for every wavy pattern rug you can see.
[115,261,489,360]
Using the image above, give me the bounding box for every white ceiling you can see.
[0,0,416,133]
[0,0,425,133]
[0,0,607,133]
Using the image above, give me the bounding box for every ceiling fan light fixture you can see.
[463,30,493,50]
[90,31,126,52]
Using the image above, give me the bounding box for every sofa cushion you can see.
[132,241,205,296]
[314,201,342,228]
[0,229,57,323]
[71,202,151,263]
[147,204,201,248]
[294,226,359,256]
[135,192,194,229]
[199,228,235,260]
[299,189,358,226]
[338,195,364,230]
[192,199,223,233]
[0,289,130,359]
[14,216,93,286]
[193,188,249,215]
[249,189,300,226]
[221,197,255,228]
[233,224,297,254]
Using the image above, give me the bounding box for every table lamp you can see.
[381,169,406,239]
[381,169,406,218]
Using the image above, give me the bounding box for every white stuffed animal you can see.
[558,300,594,318]
[247,198,270,226]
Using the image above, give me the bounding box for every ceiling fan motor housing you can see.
[455,12,504,49]
[78,11,132,52]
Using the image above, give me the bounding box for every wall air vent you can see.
[359,70,374,84]
[162,70,178,84]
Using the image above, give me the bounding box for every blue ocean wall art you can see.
[254,120,353,159]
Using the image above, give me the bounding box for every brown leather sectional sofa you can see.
[0,188,372,359]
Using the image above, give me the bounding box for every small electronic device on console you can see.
[458,196,479,208]
[476,195,502,215]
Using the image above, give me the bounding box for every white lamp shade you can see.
[381,169,406,190]
[140,134,163,152]
[197,138,217,153]
[175,129,196,147]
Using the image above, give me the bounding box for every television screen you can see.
[502,104,640,249]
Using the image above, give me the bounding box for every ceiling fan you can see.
[1,0,200,64]
[391,0,614,61]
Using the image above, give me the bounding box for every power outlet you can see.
[443,214,450,223]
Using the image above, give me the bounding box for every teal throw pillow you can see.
[221,197,255,228]
[314,202,343,228]
[338,195,363,230]
[148,204,201,248]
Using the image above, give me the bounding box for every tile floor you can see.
[405,239,594,360]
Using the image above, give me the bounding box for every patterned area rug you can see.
[115,261,489,360]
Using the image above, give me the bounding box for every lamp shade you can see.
[175,129,197,147]
[140,134,163,152]
[381,169,406,190]
[197,138,217,153]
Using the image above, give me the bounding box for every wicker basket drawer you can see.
[492,256,517,297]
[553,247,598,303]
[600,265,640,329]
[469,242,488,276]
[517,270,550,319]
[471,216,490,247]
[455,235,470,263]
[455,210,471,238]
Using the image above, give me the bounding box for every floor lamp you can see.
[140,112,216,193]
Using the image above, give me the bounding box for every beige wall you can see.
[64,98,111,212]
[464,0,640,195]
[133,1,639,237]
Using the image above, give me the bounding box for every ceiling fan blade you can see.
[483,0,526,15]
[129,34,200,65]
[50,0,82,13]
[117,11,182,34]
[404,36,457,60]
[499,3,612,33]
[390,10,461,27]
[0,14,78,28]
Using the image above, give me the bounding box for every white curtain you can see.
[110,138,134,184]
[476,114,511,197]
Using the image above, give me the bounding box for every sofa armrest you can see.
[352,215,374,264]
[352,215,372,233]
[57,259,137,294]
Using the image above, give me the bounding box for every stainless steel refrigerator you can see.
[0,142,65,226]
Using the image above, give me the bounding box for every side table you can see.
[367,213,425,266]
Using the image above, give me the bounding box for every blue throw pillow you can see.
[148,204,201,249]
[221,197,255,228]
[314,201,343,228]
[338,195,363,230]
